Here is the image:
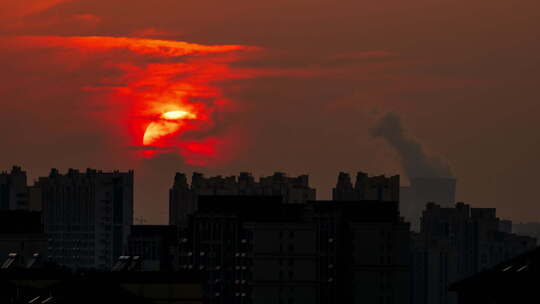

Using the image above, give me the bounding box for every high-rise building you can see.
[178,196,411,304]
[169,172,316,226]
[317,200,410,304]
[169,173,196,228]
[411,202,537,304]
[27,185,43,211]
[38,168,134,270]
[0,166,29,210]
[400,177,457,231]
[332,172,400,202]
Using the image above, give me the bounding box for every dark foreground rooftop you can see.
[450,246,540,304]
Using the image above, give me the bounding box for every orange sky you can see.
[0,0,539,223]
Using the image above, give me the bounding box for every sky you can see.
[1,0,539,224]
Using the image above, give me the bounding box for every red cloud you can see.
[20,36,256,57]
[73,13,102,25]
[13,35,259,167]
[0,0,69,18]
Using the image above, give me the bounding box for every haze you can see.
[1,0,539,223]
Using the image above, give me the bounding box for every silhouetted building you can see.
[498,220,512,234]
[332,171,400,201]
[0,166,29,210]
[450,246,540,304]
[38,168,134,270]
[27,184,43,211]
[127,225,177,271]
[0,268,204,304]
[169,172,316,226]
[400,177,457,231]
[513,222,540,245]
[313,201,410,304]
[411,202,536,304]
[178,196,410,304]
[410,233,459,304]
[0,210,47,267]
[179,196,286,304]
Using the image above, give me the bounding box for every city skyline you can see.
[1,165,537,303]
[2,165,533,230]
[2,1,539,303]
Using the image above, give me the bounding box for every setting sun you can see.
[161,110,196,120]
[142,109,198,146]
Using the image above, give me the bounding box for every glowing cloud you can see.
[20,36,254,57]
[143,110,197,145]
[13,35,259,166]
[162,110,196,120]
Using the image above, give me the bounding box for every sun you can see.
[161,110,196,120]
[143,109,197,146]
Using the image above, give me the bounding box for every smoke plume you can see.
[371,112,453,178]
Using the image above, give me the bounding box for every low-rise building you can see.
[0,268,204,304]
[450,246,540,304]
[0,210,47,266]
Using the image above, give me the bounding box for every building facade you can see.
[127,225,177,271]
[178,196,411,304]
[38,168,134,270]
